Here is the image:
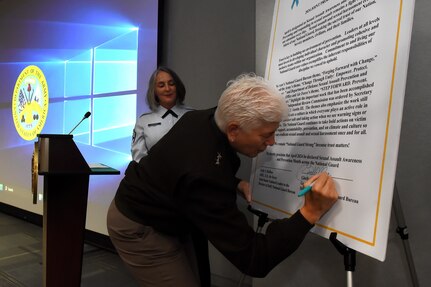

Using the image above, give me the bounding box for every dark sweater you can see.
[115,108,313,277]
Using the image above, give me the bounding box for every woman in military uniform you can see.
[131,66,193,162]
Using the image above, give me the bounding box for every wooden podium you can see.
[35,134,119,287]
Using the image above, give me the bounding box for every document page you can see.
[251,0,415,261]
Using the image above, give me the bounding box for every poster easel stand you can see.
[329,182,419,287]
[392,183,420,287]
[237,205,272,287]
[330,232,356,287]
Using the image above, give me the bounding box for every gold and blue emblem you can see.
[12,65,49,140]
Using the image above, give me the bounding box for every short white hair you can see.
[215,73,288,131]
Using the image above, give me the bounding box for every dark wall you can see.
[160,1,256,285]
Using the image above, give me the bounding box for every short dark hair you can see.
[146,66,186,111]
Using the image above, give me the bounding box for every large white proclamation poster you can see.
[250,0,415,261]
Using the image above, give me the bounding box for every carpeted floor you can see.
[0,211,138,287]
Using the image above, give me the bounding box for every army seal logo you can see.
[12,65,49,140]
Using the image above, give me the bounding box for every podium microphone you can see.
[68,111,91,135]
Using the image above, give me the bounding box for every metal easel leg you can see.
[237,224,264,287]
[392,183,420,287]
[330,232,356,287]
[237,206,271,287]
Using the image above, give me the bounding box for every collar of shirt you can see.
[156,104,182,119]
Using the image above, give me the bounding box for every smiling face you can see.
[155,71,177,109]
[226,121,279,158]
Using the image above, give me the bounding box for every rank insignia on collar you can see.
[215,152,222,165]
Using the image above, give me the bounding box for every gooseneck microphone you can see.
[68,111,91,135]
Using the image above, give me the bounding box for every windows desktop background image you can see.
[0,0,159,234]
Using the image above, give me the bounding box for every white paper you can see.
[88,163,109,169]
[251,0,415,261]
